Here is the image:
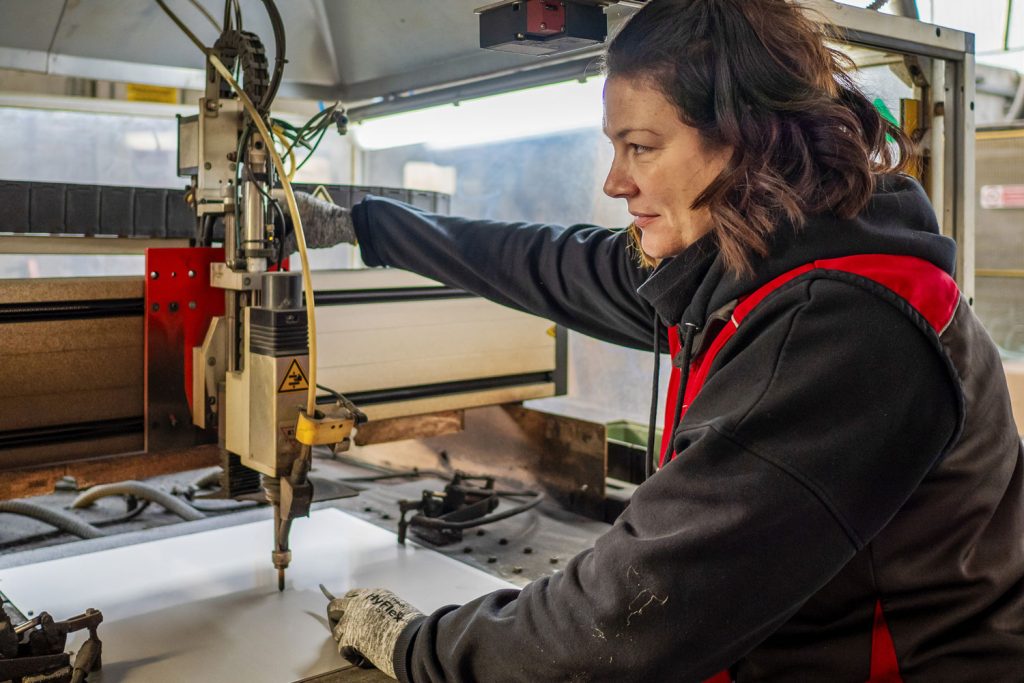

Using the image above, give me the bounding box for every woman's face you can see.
[602,76,732,260]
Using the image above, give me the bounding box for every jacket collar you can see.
[636,232,719,328]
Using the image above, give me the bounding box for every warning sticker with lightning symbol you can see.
[278,359,310,393]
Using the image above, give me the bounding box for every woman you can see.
[304,0,1024,680]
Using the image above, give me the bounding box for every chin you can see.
[640,236,686,261]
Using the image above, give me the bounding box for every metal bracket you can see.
[210,262,262,291]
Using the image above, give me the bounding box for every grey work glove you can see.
[326,588,423,679]
[279,191,357,256]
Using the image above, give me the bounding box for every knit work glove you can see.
[280,191,357,256]
[327,588,423,679]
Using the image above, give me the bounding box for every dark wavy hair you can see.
[604,0,913,274]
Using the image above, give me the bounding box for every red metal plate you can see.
[144,248,224,452]
[527,0,564,35]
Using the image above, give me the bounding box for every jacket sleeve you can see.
[393,277,961,682]
[352,196,657,350]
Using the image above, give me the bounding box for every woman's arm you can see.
[353,196,657,351]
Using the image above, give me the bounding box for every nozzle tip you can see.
[278,568,285,592]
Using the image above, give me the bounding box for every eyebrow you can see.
[604,127,663,140]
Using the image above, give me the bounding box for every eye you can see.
[630,143,652,155]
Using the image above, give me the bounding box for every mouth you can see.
[630,213,659,229]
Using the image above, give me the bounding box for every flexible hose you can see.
[0,501,105,539]
[72,482,206,522]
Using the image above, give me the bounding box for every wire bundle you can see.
[271,104,347,181]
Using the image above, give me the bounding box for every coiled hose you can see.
[72,481,206,522]
[0,500,105,539]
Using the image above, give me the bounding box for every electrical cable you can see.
[92,499,152,527]
[255,0,286,113]
[408,491,545,532]
[340,468,452,483]
[1006,0,1015,52]
[187,0,220,31]
[645,317,662,480]
[156,0,210,55]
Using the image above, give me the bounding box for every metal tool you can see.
[0,603,103,683]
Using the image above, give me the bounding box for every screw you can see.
[523,547,533,554]
[204,162,212,170]
[515,32,525,40]
[169,302,179,313]
[150,271,159,279]
[540,22,547,29]
[151,303,160,312]
[188,270,196,278]
[208,357,216,366]
[188,301,197,310]
[512,566,523,574]
[243,277,251,286]
[487,556,497,564]
[205,100,217,111]
[207,396,216,405]
[171,271,177,278]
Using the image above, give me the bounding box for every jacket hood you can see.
[637,174,958,328]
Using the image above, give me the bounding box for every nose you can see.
[603,156,636,199]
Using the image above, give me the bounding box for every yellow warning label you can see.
[278,359,309,393]
[125,83,180,104]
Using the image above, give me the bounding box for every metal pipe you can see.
[72,481,206,522]
[226,290,239,373]
[224,206,238,266]
[0,500,105,539]
[243,180,262,243]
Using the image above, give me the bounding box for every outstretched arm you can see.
[353,196,657,351]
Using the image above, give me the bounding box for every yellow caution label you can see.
[278,359,309,393]
[125,83,180,104]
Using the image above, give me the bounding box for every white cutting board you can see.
[0,508,514,682]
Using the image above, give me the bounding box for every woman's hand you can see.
[326,587,424,679]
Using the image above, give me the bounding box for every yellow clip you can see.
[295,409,355,447]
